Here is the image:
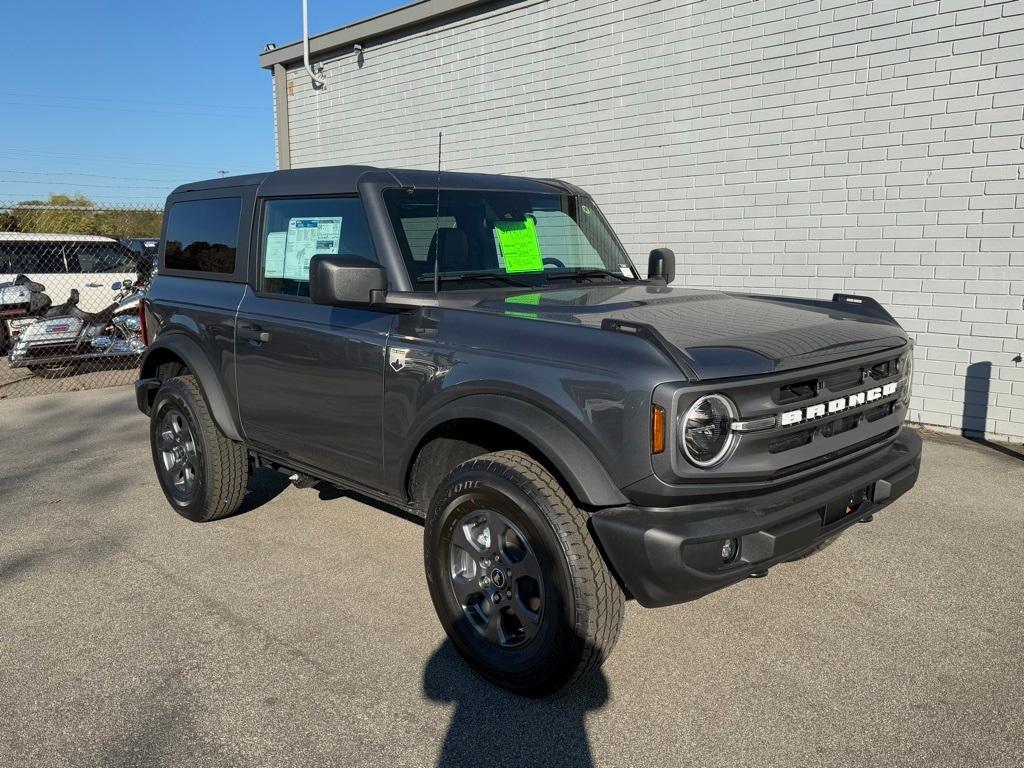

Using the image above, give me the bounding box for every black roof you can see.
[170,165,570,198]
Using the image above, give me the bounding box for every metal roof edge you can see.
[258,0,490,70]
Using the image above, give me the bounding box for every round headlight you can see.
[679,394,738,468]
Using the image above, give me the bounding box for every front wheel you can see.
[424,450,624,696]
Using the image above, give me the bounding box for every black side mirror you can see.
[647,248,675,284]
[310,255,387,306]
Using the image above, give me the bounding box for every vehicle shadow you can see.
[232,468,291,516]
[961,360,1024,461]
[422,641,608,768]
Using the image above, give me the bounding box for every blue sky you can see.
[0,0,399,206]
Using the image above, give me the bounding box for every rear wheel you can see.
[150,375,249,522]
[424,450,624,696]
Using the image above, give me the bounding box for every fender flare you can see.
[140,333,243,441]
[401,393,628,508]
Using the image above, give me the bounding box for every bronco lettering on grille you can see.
[778,380,901,427]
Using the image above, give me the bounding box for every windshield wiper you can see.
[416,271,533,287]
[545,268,632,282]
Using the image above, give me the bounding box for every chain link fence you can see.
[0,200,163,399]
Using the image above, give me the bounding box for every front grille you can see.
[865,402,896,423]
[764,352,905,459]
[769,428,813,454]
[776,379,818,405]
[655,345,910,486]
[772,354,901,407]
[771,427,900,478]
[820,412,860,439]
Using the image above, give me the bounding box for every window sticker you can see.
[264,232,287,278]
[280,217,343,280]
[495,218,543,273]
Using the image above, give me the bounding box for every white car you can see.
[0,233,139,313]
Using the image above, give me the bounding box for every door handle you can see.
[238,325,271,343]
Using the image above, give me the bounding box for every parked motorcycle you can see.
[0,274,52,352]
[9,279,146,378]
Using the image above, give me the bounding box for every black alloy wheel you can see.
[155,406,200,506]
[448,508,545,650]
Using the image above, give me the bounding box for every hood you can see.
[448,283,909,380]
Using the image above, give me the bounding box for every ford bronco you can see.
[136,166,920,695]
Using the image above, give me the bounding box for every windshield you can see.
[382,188,636,290]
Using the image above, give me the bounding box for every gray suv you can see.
[136,166,921,695]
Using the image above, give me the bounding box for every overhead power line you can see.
[0,155,249,176]
[0,148,263,173]
[0,100,268,120]
[0,91,270,112]
[0,179,173,190]
[1,169,190,183]
[0,195,168,203]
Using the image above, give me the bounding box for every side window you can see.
[71,244,137,273]
[6,242,66,274]
[164,197,241,273]
[259,197,377,297]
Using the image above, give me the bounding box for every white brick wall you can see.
[282,0,1024,440]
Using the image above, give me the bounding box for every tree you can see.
[0,194,162,238]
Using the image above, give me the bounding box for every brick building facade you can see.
[261,0,1024,439]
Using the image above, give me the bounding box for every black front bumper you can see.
[590,427,922,608]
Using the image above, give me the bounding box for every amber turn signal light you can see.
[651,405,666,454]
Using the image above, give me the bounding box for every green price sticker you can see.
[506,292,542,305]
[495,218,543,273]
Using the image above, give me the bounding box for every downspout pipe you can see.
[302,0,327,86]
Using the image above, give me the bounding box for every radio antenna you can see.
[433,131,442,296]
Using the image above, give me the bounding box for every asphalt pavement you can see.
[0,355,137,399]
[1,386,1021,768]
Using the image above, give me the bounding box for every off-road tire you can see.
[424,450,625,696]
[150,374,249,522]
